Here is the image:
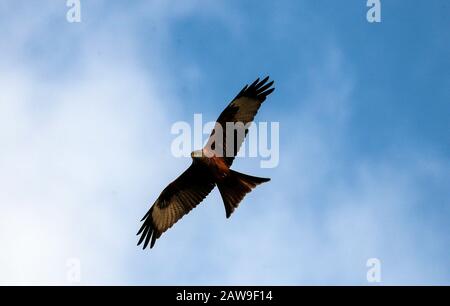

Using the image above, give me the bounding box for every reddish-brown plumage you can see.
[198,149,231,181]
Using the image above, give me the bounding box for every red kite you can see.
[137,77,275,249]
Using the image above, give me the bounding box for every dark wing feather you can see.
[137,162,216,249]
[205,77,275,166]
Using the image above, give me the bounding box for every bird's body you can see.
[193,148,230,180]
[137,77,275,249]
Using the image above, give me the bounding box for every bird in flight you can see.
[137,77,275,249]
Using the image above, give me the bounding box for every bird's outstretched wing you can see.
[205,77,275,166]
[137,162,216,249]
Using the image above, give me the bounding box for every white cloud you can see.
[0,1,177,284]
[0,52,167,284]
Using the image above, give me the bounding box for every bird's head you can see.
[190,149,203,159]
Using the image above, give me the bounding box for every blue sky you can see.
[0,1,449,285]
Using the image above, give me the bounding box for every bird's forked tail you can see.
[217,169,270,218]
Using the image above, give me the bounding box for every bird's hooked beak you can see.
[191,150,203,158]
